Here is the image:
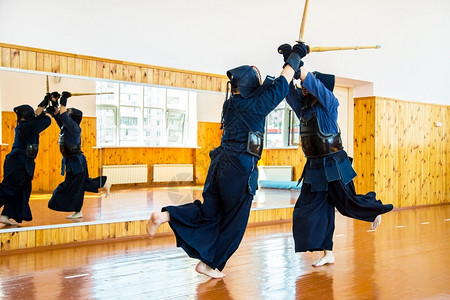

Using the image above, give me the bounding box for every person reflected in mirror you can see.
[0,93,56,225]
[146,43,308,279]
[278,43,394,267]
[47,91,111,219]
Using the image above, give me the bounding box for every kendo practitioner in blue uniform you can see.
[0,93,56,225]
[278,43,394,267]
[48,92,110,219]
[146,44,308,278]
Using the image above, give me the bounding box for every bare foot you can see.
[104,182,112,198]
[66,212,83,219]
[371,215,381,230]
[0,215,19,226]
[195,261,226,279]
[146,211,170,239]
[312,250,335,267]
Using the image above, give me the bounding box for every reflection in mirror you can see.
[95,81,197,148]
[0,68,228,230]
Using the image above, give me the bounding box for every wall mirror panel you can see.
[0,66,228,229]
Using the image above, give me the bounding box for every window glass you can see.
[120,83,142,106]
[119,106,141,146]
[167,89,188,110]
[97,82,118,105]
[167,110,186,144]
[96,81,196,147]
[144,108,163,146]
[289,110,300,146]
[144,86,165,107]
[96,107,116,146]
[265,100,298,148]
[266,109,285,148]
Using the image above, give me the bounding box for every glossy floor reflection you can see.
[0,204,448,299]
[1,186,299,228]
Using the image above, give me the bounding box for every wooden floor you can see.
[3,186,298,228]
[0,204,449,299]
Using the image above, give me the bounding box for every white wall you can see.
[197,92,224,123]
[0,0,449,105]
[0,70,97,116]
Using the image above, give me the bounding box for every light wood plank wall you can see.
[354,96,449,208]
[195,122,223,184]
[0,43,228,91]
[260,148,306,181]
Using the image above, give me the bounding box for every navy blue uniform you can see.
[48,112,106,212]
[0,114,51,223]
[286,73,393,252]
[163,76,290,271]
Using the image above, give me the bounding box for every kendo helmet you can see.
[67,107,83,125]
[311,71,335,92]
[226,65,262,98]
[14,104,35,121]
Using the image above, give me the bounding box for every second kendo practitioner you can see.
[147,44,308,278]
[48,92,111,219]
[279,43,394,267]
[0,94,55,225]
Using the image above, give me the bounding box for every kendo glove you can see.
[38,93,52,108]
[60,91,72,106]
[45,105,56,116]
[277,44,292,62]
[284,52,303,74]
[50,91,60,107]
[278,44,302,79]
[292,42,309,58]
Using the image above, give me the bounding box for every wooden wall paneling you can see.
[59,55,68,74]
[1,47,10,67]
[87,60,95,78]
[10,48,20,69]
[355,96,449,208]
[406,102,418,206]
[34,124,51,191]
[196,122,222,184]
[96,61,105,79]
[73,57,82,76]
[43,53,51,73]
[67,56,75,75]
[445,106,450,203]
[151,69,159,85]
[0,46,3,65]
[259,148,305,181]
[19,50,36,71]
[135,66,143,83]
[18,50,27,69]
[0,43,229,91]
[353,98,375,194]
[430,105,443,204]
[51,54,61,74]
[421,105,432,205]
[128,65,137,82]
[36,52,44,71]
[81,59,90,77]
[379,99,399,207]
[414,103,426,205]
[143,67,151,84]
